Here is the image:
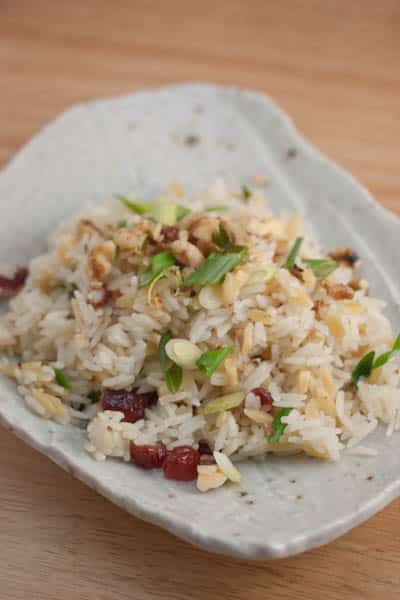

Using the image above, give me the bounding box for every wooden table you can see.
[1,2,400,598]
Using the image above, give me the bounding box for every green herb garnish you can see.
[157,330,183,393]
[212,224,232,249]
[352,335,400,387]
[373,335,400,369]
[284,237,303,270]
[268,407,293,444]
[53,367,71,390]
[302,258,339,280]
[54,282,67,290]
[157,331,172,371]
[138,251,176,288]
[176,205,191,221]
[205,206,229,213]
[183,248,247,287]
[116,194,150,216]
[117,194,190,225]
[165,363,183,393]
[116,219,128,229]
[351,351,375,387]
[87,390,102,403]
[196,346,233,378]
[152,201,179,226]
[242,185,252,200]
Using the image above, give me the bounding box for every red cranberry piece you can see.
[198,440,215,464]
[251,387,273,412]
[198,440,213,455]
[0,267,28,297]
[163,445,200,481]
[160,226,179,243]
[101,389,157,423]
[130,443,167,469]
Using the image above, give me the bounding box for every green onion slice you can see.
[268,407,293,444]
[284,237,303,270]
[302,258,339,280]
[183,248,247,287]
[196,346,233,377]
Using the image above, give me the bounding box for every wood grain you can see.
[1,1,400,598]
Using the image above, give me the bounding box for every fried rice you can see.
[0,179,399,492]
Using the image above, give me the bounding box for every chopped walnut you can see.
[329,247,359,267]
[150,226,180,252]
[188,215,220,253]
[312,299,324,315]
[322,281,354,300]
[76,219,103,240]
[290,265,304,282]
[88,240,116,282]
[160,226,179,243]
[114,225,147,251]
[349,276,368,292]
[170,240,203,267]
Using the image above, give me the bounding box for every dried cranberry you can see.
[198,440,213,455]
[130,443,167,469]
[252,388,273,412]
[101,389,158,423]
[145,391,158,407]
[198,440,215,464]
[160,226,179,243]
[163,445,200,481]
[0,267,28,297]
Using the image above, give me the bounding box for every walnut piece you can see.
[170,239,203,267]
[322,281,354,300]
[329,247,359,267]
[88,240,116,281]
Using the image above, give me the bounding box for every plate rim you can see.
[1,82,399,560]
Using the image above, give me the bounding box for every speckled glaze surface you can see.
[0,84,399,559]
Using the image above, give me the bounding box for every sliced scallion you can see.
[182,248,247,287]
[302,258,339,280]
[352,335,400,387]
[196,346,233,378]
[138,251,176,288]
[268,407,293,444]
[53,367,71,390]
[284,237,303,270]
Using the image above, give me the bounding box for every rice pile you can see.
[0,179,399,492]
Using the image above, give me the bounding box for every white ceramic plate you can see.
[1,84,399,559]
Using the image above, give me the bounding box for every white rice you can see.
[0,179,399,487]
